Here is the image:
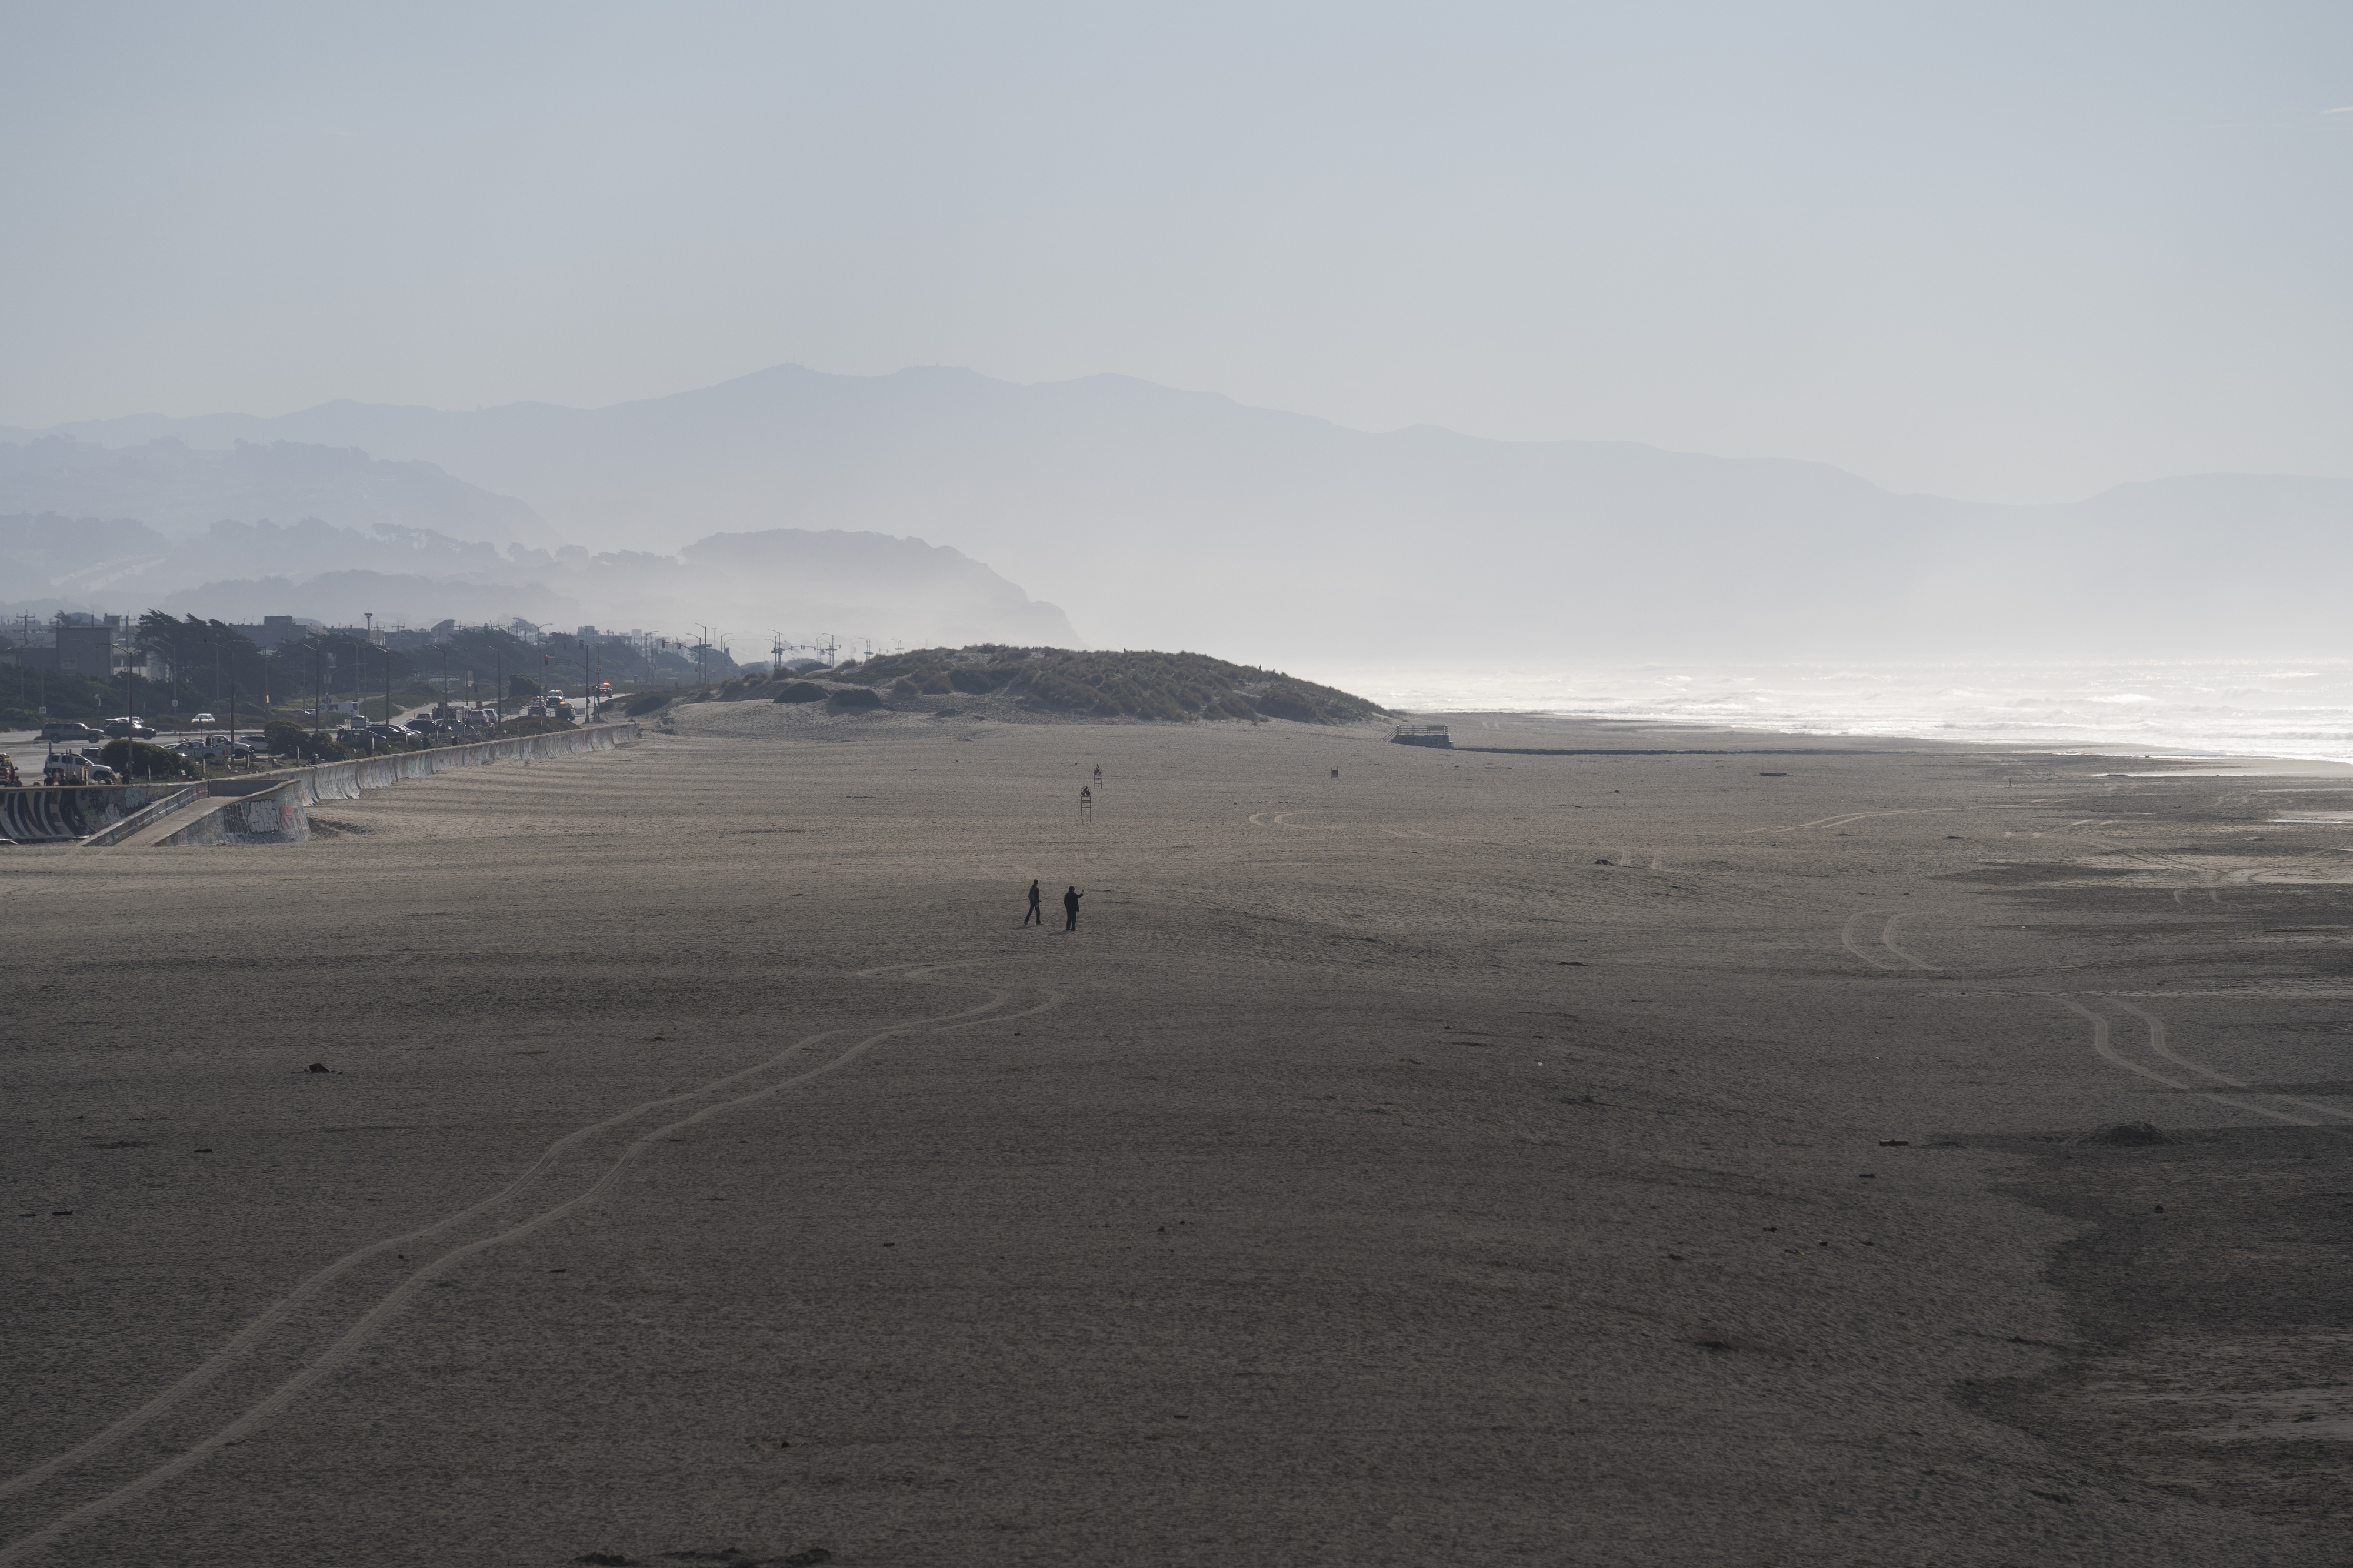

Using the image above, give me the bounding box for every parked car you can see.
[44,753,116,784]
[39,721,104,742]
[526,703,548,718]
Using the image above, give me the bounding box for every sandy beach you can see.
[7,700,2353,1566]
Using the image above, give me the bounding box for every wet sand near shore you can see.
[6,704,2353,1566]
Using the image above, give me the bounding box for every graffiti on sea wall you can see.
[2,782,198,844]
[156,780,310,845]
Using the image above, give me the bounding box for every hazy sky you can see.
[4,2,2347,501]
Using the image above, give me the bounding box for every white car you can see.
[191,712,217,726]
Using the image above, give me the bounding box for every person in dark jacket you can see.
[1024,880,1044,926]
[1062,886,1084,931]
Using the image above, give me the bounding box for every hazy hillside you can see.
[0,509,1075,650]
[14,367,2352,660]
[0,436,556,546]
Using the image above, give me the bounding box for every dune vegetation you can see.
[808,646,1392,724]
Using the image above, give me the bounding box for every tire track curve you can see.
[2048,996,2346,1128]
[1841,909,1939,971]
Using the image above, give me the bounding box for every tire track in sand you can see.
[1841,909,1940,971]
[2048,997,2353,1128]
[0,961,1059,1566]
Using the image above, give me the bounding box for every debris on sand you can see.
[573,1556,641,1567]
[1693,1333,1792,1357]
[2074,1122,2171,1146]
[306,1063,331,1073]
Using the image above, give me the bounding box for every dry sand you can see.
[7,699,2353,1565]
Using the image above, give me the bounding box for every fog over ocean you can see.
[1314,660,2353,765]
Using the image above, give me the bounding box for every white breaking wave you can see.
[1302,660,2353,765]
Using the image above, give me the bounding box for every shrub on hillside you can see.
[624,690,671,716]
[747,646,1386,725]
[948,667,1009,695]
[99,739,200,780]
[772,682,826,704]
[262,722,348,762]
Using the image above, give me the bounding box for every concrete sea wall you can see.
[2,781,202,844]
[0,724,639,845]
[79,785,209,848]
[156,780,311,845]
[292,722,638,803]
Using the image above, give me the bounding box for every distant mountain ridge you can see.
[0,435,556,546]
[0,511,1076,649]
[9,365,2349,659]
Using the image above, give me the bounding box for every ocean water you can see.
[1302,660,2353,766]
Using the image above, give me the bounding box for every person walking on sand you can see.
[1024,879,1044,926]
[1062,886,1084,932]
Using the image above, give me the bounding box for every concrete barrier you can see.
[81,784,209,847]
[2,781,205,844]
[154,779,309,845]
[287,722,638,802]
[2,724,638,845]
